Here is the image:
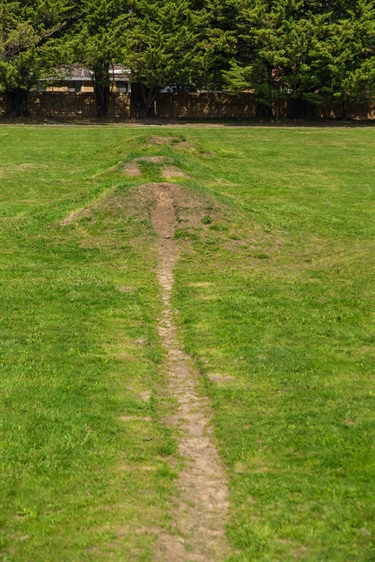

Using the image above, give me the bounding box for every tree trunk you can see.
[289,97,315,119]
[336,99,348,120]
[130,82,158,119]
[255,67,275,119]
[255,102,273,119]
[6,88,29,117]
[93,63,111,118]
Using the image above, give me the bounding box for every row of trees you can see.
[0,0,374,118]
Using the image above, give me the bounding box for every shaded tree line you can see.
[0,0,374,118]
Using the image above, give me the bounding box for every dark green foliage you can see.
[223,0,375,117]
[117,0,203,117]
[0,0,374,119]
[70,0,130,117]
[0,0,76,116]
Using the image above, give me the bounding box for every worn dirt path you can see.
[150,183,230,562]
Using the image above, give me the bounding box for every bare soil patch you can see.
[174,140,192,150]
[148,136,176,146]
[124,161,142,177]
[207,373,236,383]
[147,135,190,146]
[124,156,174,177]
[60,208,93,227]
[138,155,173,164]
[149,182,230,561]
[146,136,194,151]
[162,166,189,180]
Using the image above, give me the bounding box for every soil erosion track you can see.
[150,183,230,561]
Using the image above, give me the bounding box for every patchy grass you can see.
[172,127,375,561]
[0,127,179,561]
[0,125,374,561]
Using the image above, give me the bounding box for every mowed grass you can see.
[0,127,179,561]
[0,125,374,561]
[171,126,375,561]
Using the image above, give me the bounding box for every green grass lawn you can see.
[0,125,374,561]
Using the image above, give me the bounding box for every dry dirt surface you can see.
[161,166,189,180]
[149,182,230,562]
[124,156,174,177]
[59,182,230,560]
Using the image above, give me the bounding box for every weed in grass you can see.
[202,215,212,225]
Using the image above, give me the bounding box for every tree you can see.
[194,0,238,90]
[278,0,375,117]
[223,0,375,119]
[223,0,288,117]
[118,0,202,118]
[0,0,76,117]
[70,0,129,117]
[309,0,375,117]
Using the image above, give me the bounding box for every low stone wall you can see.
[0,91,374,120]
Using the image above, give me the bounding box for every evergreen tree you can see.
[0,0,373,120]
[223,0,287,117]
[310,0,375,116]
[195,0,238,89]
[279,0,375,117]
[223,0,375,118]
[118,0,202,118]
[0,0,75,116]
[70,0,129,117]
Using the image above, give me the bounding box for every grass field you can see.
[0,125,374,561]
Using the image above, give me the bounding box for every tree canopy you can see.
[117,0,203,116]
[0,0,374,118]
[223,0,375,117]
[0,0,76,115]
[69,0,129,116]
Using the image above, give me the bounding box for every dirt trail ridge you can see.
[150,183,230,561]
